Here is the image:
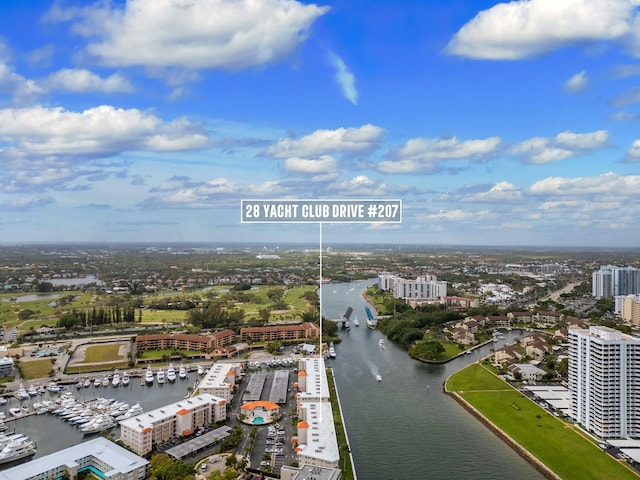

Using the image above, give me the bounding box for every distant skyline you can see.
[1,0,640,247]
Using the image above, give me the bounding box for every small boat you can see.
[379,339,385,348]
[353,317,360,327]
[102,376,110,387]
[111,370,120,387]
[197,365,204,376]
[145,366,154,385]
[121,371,130,386]
[178,364,187,380]
[15,385,29,400]
[166,364,176,383]
[9,408,22,417]
[93,377,101,388]
[156,369,165,384]
[376,374,382,382]
[27,385,38,397]
[83,377,90,388]
[0,398,5,406]
[328,342,336,358]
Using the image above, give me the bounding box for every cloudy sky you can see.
[1,0,640,247]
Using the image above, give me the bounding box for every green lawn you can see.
[84,344,124,362]
[19,359,54,380]
[447,363,639,480]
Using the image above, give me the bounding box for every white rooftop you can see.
[120,393,221,430]
[298,357,329,401]
[0,437,147,480]
[297,401,339,465]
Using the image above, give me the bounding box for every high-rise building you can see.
[377,273,447,300]
[568,326,640,438]
[592,265,640,298]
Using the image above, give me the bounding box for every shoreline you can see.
[443,382,561,480]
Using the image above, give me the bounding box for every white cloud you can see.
[564,70,588,93]
[611,63,640,77]
[459,181,523,203]
[51,0,330,70]
[326,175,406,196]
[43,69,133,93]
[511,130,608,164]
[421,208,491,221]
[611,86,640,107]
[529,172,640,196]
[624,139,640,161]
[0,105,209,157]
[284,155,338,174]
[445,0,635,60]
[379,136,501,173]
[327,51,358,105]
[266,124,384,158]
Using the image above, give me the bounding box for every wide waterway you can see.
[323,279,546,480]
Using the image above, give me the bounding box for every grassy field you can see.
[19,358,54,380]
[84,344,125,363]
[446,363,639,480]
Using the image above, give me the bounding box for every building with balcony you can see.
[198,362,242,402]
[240,322,319,343]
[568,326,640,438]
[119,393,227,456]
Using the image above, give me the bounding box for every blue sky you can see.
[1,0,640,247]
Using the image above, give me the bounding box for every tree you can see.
[410,340,445,361]
[148,453,194,480]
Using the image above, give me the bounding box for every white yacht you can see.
[379,339,385,348]
[27,384,38,397]
[178,364,187,380]
[144,366,154,385]
[156,369,165,384]
[111,369,121,387]
[14,384,29,401]
[81,415,115,435]
[93,377,101,388]
[376,374,383,382]
[121,371,130,386]
[328,342,336,358]
[197,365,204,376]
[0,437,36,464]
[166,363,177,383]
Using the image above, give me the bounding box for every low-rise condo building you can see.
[119,393,227,456]
[198,362,242,402]
[0,437,148,480]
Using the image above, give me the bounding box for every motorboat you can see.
[14,385,29,401]
[197,365,204,376]
[328,342,336,358]
[353,317,360,327]
[27,384,38,397]
[94,377,102,388]
[0,397,6,405]
[0,437,36,464]
[166,363,177,383]
[111,369,120,387]
[9,407,22,417]
[81,415,116,435]
[156,369,165,384]
[121,371,130,386]
[178,364,187,380]
[376,374,382,382]
[144,366,154,385]
[83,377,90,388]
[379,339,385,348]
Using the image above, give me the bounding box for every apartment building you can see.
[592,265,640,298]
[198,362,242,402]
[569,326,640,438]
[119,393,227,456]
[240,322,319,343]
[377,273,447,300]
[293,357,340,470]
[136,330,235,352]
